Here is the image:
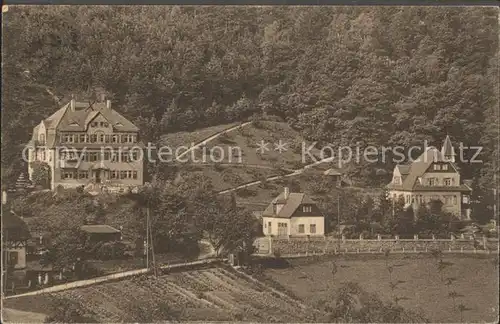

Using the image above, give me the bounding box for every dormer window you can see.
[433,164,441,171]
[302,205,312,213]
[442,164,448,171]
[393,176,402,185]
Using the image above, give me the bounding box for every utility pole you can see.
[337,191,341,252]
[148,206,157,277]
[145,206,149,270]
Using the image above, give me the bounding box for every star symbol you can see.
[274,140,288,154]
[256,140,270,154]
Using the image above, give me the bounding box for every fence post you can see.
[377,234,381,241]
[461,247,464,253]
[342,235,346,243]
[359,234,363,241]
[482,235,487,250]
[432,234,436,241]
[395,235,400,241]
[414,234,418,241]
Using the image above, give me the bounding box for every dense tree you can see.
[2,6,497,192]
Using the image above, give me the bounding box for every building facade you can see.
[27,98,144,192]
[262,187,325,237]
[387,136,472,219]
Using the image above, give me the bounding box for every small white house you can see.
[261,187,325,237]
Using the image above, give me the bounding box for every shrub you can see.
[95,241,127,260]
[30,161,51,189]
[236,187,257,197]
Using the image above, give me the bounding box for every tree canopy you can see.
[2,6,498,189]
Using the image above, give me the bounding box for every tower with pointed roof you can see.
[441,135,456,163]
[27,96,144,193]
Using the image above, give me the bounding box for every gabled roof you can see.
[80,224,120,234]
[262,192,318,219]
[387,146,447,191]
[2,209,31,242]
[31,100,139,143]
[396,164,410,175]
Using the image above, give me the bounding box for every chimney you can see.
[70,98,76,111]
[284,187,289,200]
[106,99,111,109]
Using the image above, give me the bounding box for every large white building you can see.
[27,97,144,192]
[386,136,472,219]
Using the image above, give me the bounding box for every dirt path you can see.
[217,156,335,195]
[2,308,46,323]
[176,122,252,161]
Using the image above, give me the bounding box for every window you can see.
[89,152,99,162]
[62,171,75,179]
[39,134,45,144]
[133,171,138,179]
[393,176,401,184]
[90,134,97,143]
[442,164,448,171]
[103,122,109,128]
[112,135,118,143]
[453,196,457,205]
[463,196,469,204]
[122,134,129,143]
[121,152,130,162]
[433,164,441,171]
[268,222,272,234]
[105,135,111,143]
[445,196,453,205]
[8,251,19,266]
[110,171,117,179]
[302,205,312,213]
[111,151,119,162]
[120,171,127,179]
[78,171,89,179]
[444,178,452,186]
[61,134,72,143]
[310,224,317,234]
[91,122,98,127]
[428,178,436,186]
[298,224,305,233]
[99,134,105,143]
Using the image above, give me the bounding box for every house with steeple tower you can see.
[387,136,472,219]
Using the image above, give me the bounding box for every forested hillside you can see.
[2,6,498,190]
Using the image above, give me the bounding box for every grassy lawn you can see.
[265,254,499,323]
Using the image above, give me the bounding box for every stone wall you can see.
[258,235,499,256]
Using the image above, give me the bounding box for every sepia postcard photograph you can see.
[1,2,499,323]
